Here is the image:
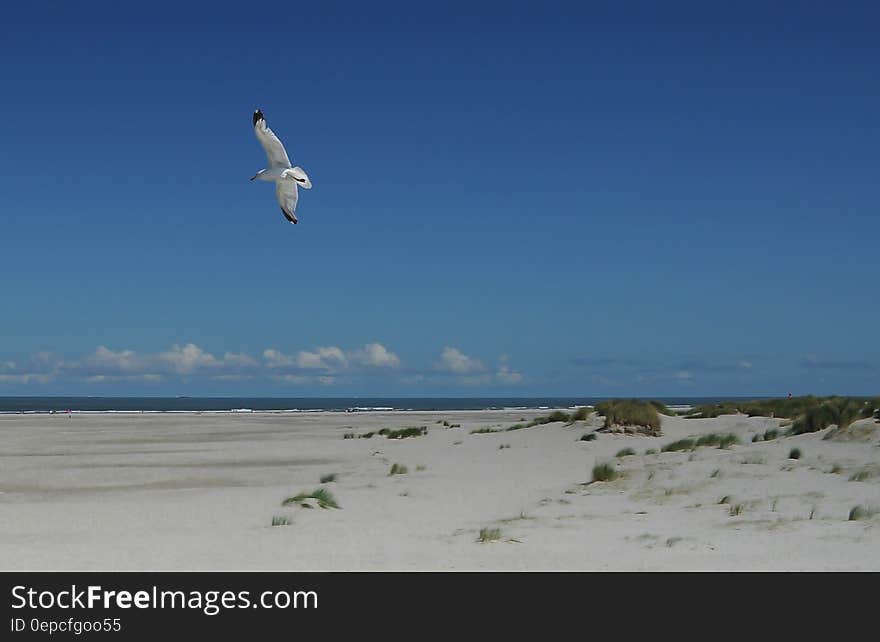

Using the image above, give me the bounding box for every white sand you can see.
[1,409,878,570]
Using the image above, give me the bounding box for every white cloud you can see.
[0,341,403,387]
[263,348,295,368]
[272,374,309,384]
[86,374,162,383]
[436,347,485,374]
[159,343,220,374]
[222,352,257,368]
[0,373,55,384]
[296,346,348,371]
[738,360,753,369]
[89,346,141,372]
[351,343,400,368]
[496,364,522,383]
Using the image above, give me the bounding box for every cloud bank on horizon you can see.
[0,342,523,391]
[1,342,877,396]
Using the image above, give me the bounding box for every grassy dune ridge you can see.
[687,396,879,435]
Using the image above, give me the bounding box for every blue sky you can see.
[1,1,878,397]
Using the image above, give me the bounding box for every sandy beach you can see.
[1,409,877,571]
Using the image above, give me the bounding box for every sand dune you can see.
[0,409,877,570]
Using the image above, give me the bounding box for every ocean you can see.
[0,396,749,414]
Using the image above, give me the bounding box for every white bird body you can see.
[250,109,312,224]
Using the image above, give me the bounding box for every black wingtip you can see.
[253,109,264,126]
[280,207,298,224]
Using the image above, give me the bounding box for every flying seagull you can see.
[250,109,312,224]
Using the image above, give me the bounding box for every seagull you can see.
[250,109,312,224]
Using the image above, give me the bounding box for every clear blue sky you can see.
[1,1,877,397]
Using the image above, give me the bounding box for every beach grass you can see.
[389,463,408,476]
[788,448,802,460]
[319,473,337,483]
[505,410,573,431]
[271,515,291,526]
[282,488,340,510]
[849,468,874,482]
[478,527,502,543]
[686,397,877,438]
[694,433,740,449]
[380,426,428,439]
[592,461,618,482]
[569,407,590,422]
[615,447,636,458]
[595,399,662,435]
[848,505,877,521]
[662,438,696,453]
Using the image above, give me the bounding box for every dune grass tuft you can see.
[271,515,291,526]
[282,488,340,509]
[790,397,875,435]
[687,397,878,437]
[595,399,662,435]
[788,448,802,460]
[505,410,575,431]
[388,463,408,476]
[695,433,740,449]
[848,505,878,521]
[380,426,428,439]
[662,438,696,453]
[579,433,597,442]
[849,468,874,482]
[319,473,337,483]
[569,407,590,422]
[615,447,636,458]
[591,461,618,482]
[478,527,502,543]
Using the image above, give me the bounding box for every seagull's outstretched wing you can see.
[276,180,299,224]
[253,110,292,169]
[289,166,312,189]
